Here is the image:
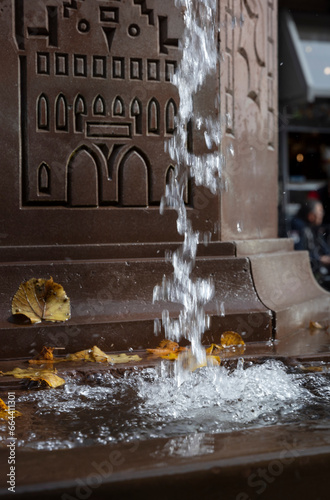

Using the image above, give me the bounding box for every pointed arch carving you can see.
[165,98,176,134]
[166,164,175,186]
[38,161,51,194]
[130,97,142,134]
[113,96,125,116]
[147,98,160,134]
[74,94,86,133]
[93,94,106,116]
[55,93,68,131]
[67,145,100,207]
[118,147,149,206]
[37,94,49,131]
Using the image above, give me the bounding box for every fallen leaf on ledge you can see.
[301,366,323,372]
[160,352,180,361]
[309,321,328,330]
[220,331,245,348]
[206,343,222,355]
[66,345,142,364]
[0,398,22,420]
[147,339,186,357]
[12,277,71,324]
[178,349,221,371]
[0,367,65,388]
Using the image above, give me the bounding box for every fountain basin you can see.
[1,328,330,499]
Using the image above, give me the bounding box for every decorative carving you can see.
[148,98,160,135]
[37,94,49,131]
[38,162,51,195]
[27,6,58,47]
[147,60,160,81]
[37,53,50,75]
[93,95,106,116]
[119,148,149,206]
[55,53,69,76]
[68,146,99,207]
[131,98,142,134]
[224,1,235,134]
[113,57,125,79]
[165,98,176,134]
[133,0,154,25]
[74,94,86,132]
[113,96,125,117]
[74,54,87,77]
[267,1,275,149]
[15,0,181,207]
[237,0,265,107]
[158,16,178,54]
[130,58,143,80]
[93,56,107,78]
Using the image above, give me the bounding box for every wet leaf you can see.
[67,345,142,364]
[107,352,142,364]
[28,346,66,365]
[177,349,220,371]
[0,398,22,420]
[0,367,65,388]
[206,343,222,355]
[12,277,71,324]
[160,352,180,361]
[147,339,185,357]
[221,331,245,348]
[301,365,323,372]
[309,321,328,330]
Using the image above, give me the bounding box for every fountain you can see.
[0,0,330,498]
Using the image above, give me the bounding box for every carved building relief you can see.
[14,0,181,208]
[220,0,278,240]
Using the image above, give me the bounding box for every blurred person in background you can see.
[290,199,330,291]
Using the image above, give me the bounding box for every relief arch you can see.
[67,145,101,207]
[118,147,149,206]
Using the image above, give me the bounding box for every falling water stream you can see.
[153,0,222,369]
[1,0,330,452]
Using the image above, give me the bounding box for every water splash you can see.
[153,0,222,366]
[7,361,330,450]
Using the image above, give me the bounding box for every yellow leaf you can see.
[0,398,22,420]
[301,365,323,372]
[107,353,142,364]
[12,277,71,324]
[208,355,221,365]
[67,346,142,364]
[220,331,245,348]
[309,321,328,330]
[160,352,179,360]
[0,367,65,388]
[147,339,185,357]
[206,343,222,355]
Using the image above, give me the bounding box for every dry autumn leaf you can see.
[67,345,142,364]
[221,331,245,348]
[0,398,22,420]
[12,277,71,324]
[0,367,65,388]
